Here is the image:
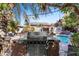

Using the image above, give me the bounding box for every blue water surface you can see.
[55,35,69,44]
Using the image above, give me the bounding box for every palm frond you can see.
[15,3,21,19]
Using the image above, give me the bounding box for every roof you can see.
[30,22,52,26]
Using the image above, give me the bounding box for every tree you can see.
[71,32,79,55]
[62,12,79,32]
[7,20,19,33]
[0,3,14,33]
[0,3,16,55]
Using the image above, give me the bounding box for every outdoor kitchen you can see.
[9,32,60,56]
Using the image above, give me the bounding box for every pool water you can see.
[55,35,69,44]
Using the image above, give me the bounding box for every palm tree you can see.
[7,20,19,34]
[0,3,15,55]
[0,3,14,33]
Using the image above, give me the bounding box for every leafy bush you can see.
[72,32,79,46]
[71,32,79,55]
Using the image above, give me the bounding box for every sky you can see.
[13,4,64,26]
[29,11,64,24]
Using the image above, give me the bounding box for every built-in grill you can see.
[27,32,47,44]
[26,32,47,56]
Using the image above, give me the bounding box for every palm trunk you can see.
[0,16,8,33]
[0,10,11,55]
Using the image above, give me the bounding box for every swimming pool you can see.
[55,34,70,44]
